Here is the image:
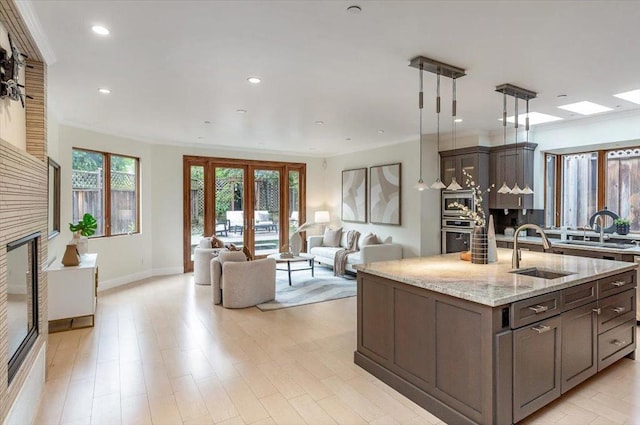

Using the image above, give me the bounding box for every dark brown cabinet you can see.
[561,301,598,393]
[513,315,562,423]
[440,146,489,191]
[489,143,536,210]
[356,270,636,425]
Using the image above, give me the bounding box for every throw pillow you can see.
[359,232,379,249]
[322,227,342,247]
[211,236,225,248]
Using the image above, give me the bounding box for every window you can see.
[72,148,140,237]
[561,152,598,229]
[606,148,640,232]
[546,146,640,233]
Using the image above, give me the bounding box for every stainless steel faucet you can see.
[594,215,606,244]
[512,224,552,269]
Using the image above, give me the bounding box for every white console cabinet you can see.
[47,253,98,330]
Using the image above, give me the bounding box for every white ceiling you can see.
[25,0,640,156]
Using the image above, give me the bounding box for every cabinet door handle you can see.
[592,308,601,315]
[529,305,548,314]
[611,280,626,287]
[613,339,627,347]
[612,306,626,314]
[531,324,551,334]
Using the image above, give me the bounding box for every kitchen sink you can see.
[510,267,574,279]
[560,240,634,249]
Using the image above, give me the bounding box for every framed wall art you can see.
[369,162,401,225]
[342,168,367,223]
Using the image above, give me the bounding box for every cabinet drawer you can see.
[561,281,597,312]
[598,320,636,371]
[511,292,561,329]
[597,289,636,334]
[598,271,636,298]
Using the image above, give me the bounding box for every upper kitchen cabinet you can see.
[440,146,490,191]
[489,143,537,210]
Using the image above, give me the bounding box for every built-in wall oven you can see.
[441,218,474,254]
[442,190,474,218]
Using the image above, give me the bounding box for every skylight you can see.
[501,112,563,126]
[613,89,640,105]
[557,101,612,115]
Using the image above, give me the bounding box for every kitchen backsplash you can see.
[489,209,545,235]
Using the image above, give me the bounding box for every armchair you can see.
[211,251,276,308]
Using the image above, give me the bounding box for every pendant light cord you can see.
[515,95,519,187]
[436,72,441,158]
[502,90,507,186]
[419,63,424,181]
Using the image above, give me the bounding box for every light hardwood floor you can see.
[35,272,640,425]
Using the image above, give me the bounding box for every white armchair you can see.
[211,251,276,308]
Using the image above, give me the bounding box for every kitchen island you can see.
[354,249,637,425]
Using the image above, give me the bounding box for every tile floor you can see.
[35,272,640,424]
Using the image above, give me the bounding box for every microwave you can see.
[442,190,474,217]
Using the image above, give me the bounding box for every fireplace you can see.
[6,232,39,383]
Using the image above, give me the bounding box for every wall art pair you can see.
[341,163,401,225]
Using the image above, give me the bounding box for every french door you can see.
[183,156,306,272]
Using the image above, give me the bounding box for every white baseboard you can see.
[98,267,184,292]
[4,342,45,425]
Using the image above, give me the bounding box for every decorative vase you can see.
[616,223,630,235]
[487,215,498,263]
[61,244,81,266]
[471,225,488,265]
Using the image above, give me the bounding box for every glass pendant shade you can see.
[521,185,534,195]
[431,179,446,190]
[447,177,462,191]
[510,183,522,195]
[497,182,511,194]
[415,179,429,191]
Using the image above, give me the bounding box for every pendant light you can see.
[521,98,534,195]
[409,56,466,190]
[510,95,522,195]
[414,62,429,191]
[430,72,446,189]
[446,77,462,191]
[497,89,511,194]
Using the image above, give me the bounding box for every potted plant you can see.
[614,218,630,235]
[69,213,97,254]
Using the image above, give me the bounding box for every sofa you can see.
[307,229,402,273]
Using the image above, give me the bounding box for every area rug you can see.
[256,266,356,311]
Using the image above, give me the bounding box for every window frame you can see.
[546,146,639,233]
[72,147,141,238]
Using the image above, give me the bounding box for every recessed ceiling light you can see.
[347,5,362,13]
[557,94,567,98]
[501,112,563,126]
[557,101,612,115]
[613,89,640,105]
[198,136,204,139]
[314,120,324,125]
[91,25,110,35]
[236,109,247,114]
[377,129,384,134]
[204,120,211,124]
[98,88,111,94]
[454,118,463,123]
[247,77,261,84]
[345,138,351,141]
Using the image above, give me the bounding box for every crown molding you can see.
[13,0,56,65]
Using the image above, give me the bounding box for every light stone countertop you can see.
[355,248,637,307]
[495,234,640,255]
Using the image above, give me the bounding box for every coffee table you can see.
[267,253,315,286]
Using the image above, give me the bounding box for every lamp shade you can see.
[314,211,330,224]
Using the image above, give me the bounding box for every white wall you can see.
[325,138,441,258]
[47,114,63,265]
[57,124,325,286]
[0,22,26,151]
